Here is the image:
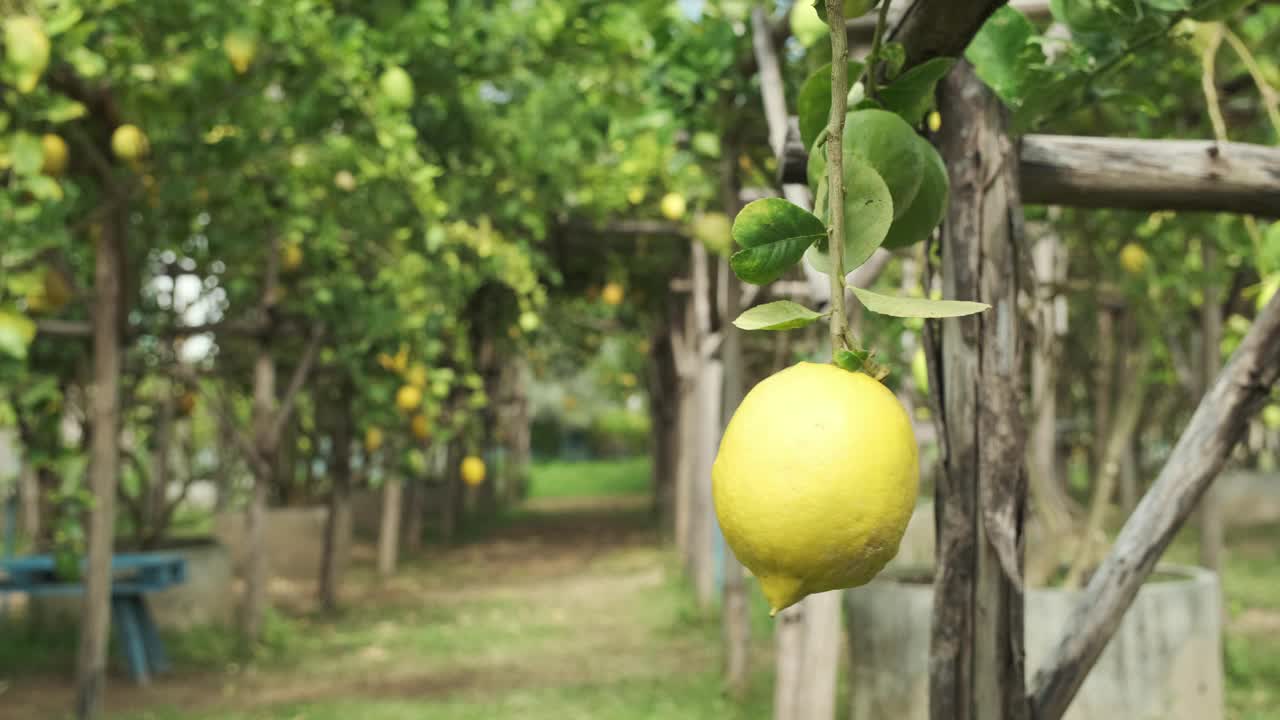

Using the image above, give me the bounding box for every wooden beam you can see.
[780,131,1280,216]
[1021,135,1280,216]
[1029,290,1280,720]
[927,59,1028,720]
[888,0,1009,68]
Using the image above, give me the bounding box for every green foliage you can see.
[797,60,866,149]
[733,300,825,331]
[729,199,827,285]
[806,158,895,274]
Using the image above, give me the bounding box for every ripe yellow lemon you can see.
[1120,243,1149,274]
[396,384,422,413]
[41,134,69,176]
[281,243,303,271]
[365,426,384,452]
[601,282,625,306]
[461,456,486,486]
[660,192,686,221]
[111,124,149,161]
[713,362,918,614]
[405,363,429,389]
[4,16,49,93]
[410,413,431,440]
[222,31,256,75]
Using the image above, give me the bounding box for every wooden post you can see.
[926,60,1027,720]
[378,476,403,577]
[75,207,124,720]
[242,345,276,645]
[319,381,353,612]
[1197,240,1224,573]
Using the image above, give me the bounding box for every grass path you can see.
[0,459,774,720]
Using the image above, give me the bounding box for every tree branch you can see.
[1029,291,1280,720]
[267,325,326,448]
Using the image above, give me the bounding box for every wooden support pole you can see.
[1029,291,1280,720]
[927,60,1028,720]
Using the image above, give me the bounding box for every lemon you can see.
[41,134,69,176]
[365,426,384,452]
[713,362,919,614]
[396,384,422,413]
[281,243,303,271]
[111,124,149,161]
[691,212,733,255]
[4,16,49,93]
[1120,243,1149,274]
[380,66,415,108]
[911,347,929,394]
[334,170,357,192]
[601,282,625,306]
[223,31,256,75]
[461,456,486,486]
[789,1,827,48]
[660,192,686,221]
[411,413,431,440]
[405,363,429,388]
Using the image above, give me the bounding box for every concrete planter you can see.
[214,505,349,582]
[845,564,1223,720]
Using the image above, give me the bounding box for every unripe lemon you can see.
[411,413,431,440]
[365,426,384,452]
[713,362,918,614]
[222,31,256,75]
[660,192,686,221]
[1120,242,1149,274]
[4,16,49,93]
[396,384,422,413]
[334,170,357,192]
[405,363,429,389]
[691,212,732,256]
[379,66,415,108]
[601,282,625,306]
[111,124,149,161]
[461,456,486,486]
[518,311,540,332]
[41,134,69,176]
[911,347,929,395]
[789,1,827,48]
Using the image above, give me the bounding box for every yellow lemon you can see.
[601,282,625,306]
[4,16,49,93]
[41,134,69,176]
[627,186,645,205]
[396,384,422,413]
[111,124,149,161]
[281,243,303,271]
[713,362,918,614]
[461,456,486,486]
[927,110,942,133]
[334,170,357,192]
[1120,243,1149,274]
[411,413,431,440]
[222,31,256,75]
[660,192,686,221]
[365,426,384,452]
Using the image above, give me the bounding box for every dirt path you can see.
[1,494,723,720]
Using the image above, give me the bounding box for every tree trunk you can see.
[402,472,424,554]
[319,386,353,612]
[692,357,722,609]
[75,208,124,720]
[1197,240,1224,573]
[377,477,403,578]
[19,462,40,543]
[773,591,843,720]
[648,328,679,528]
[144,386,175,549]
[1092,307,1115,480]
[440,441,462,543]
[927,60,1027,720]
[242,347,276,646]
[719,262,751,699]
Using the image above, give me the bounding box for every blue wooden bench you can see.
[0,553,187,684]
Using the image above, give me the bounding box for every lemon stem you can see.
[860,0,893,101]
[824,0,851,357]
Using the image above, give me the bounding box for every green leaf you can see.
[852,287,989,318]
[797,60,866,151]
[882,137,949,249]
[806,160,894,275]
[878,42,907,79]
[1189,0,1253,21]
[0,310,37,360]
[879,57,956,126]
[809,109,924,220]
[834,349,870,373]
[965,6,1042,107]
[10,132,43,176]
[733,301,825,331]
[730,199,826,285]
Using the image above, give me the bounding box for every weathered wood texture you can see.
[851,1,1048,45]
[778,132,1280,217]
[1021,135,1280,217]
[1029,290,1280,720]
[76,208,124,720]
[928,60,1028,720]
[377,478,403,577]
[889,0,1009,67]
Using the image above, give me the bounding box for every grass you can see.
[526,457,650,499]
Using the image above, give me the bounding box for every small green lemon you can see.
[713,362,918,614]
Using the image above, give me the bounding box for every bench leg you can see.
[111,596,150,685]
[134,596,170,674]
